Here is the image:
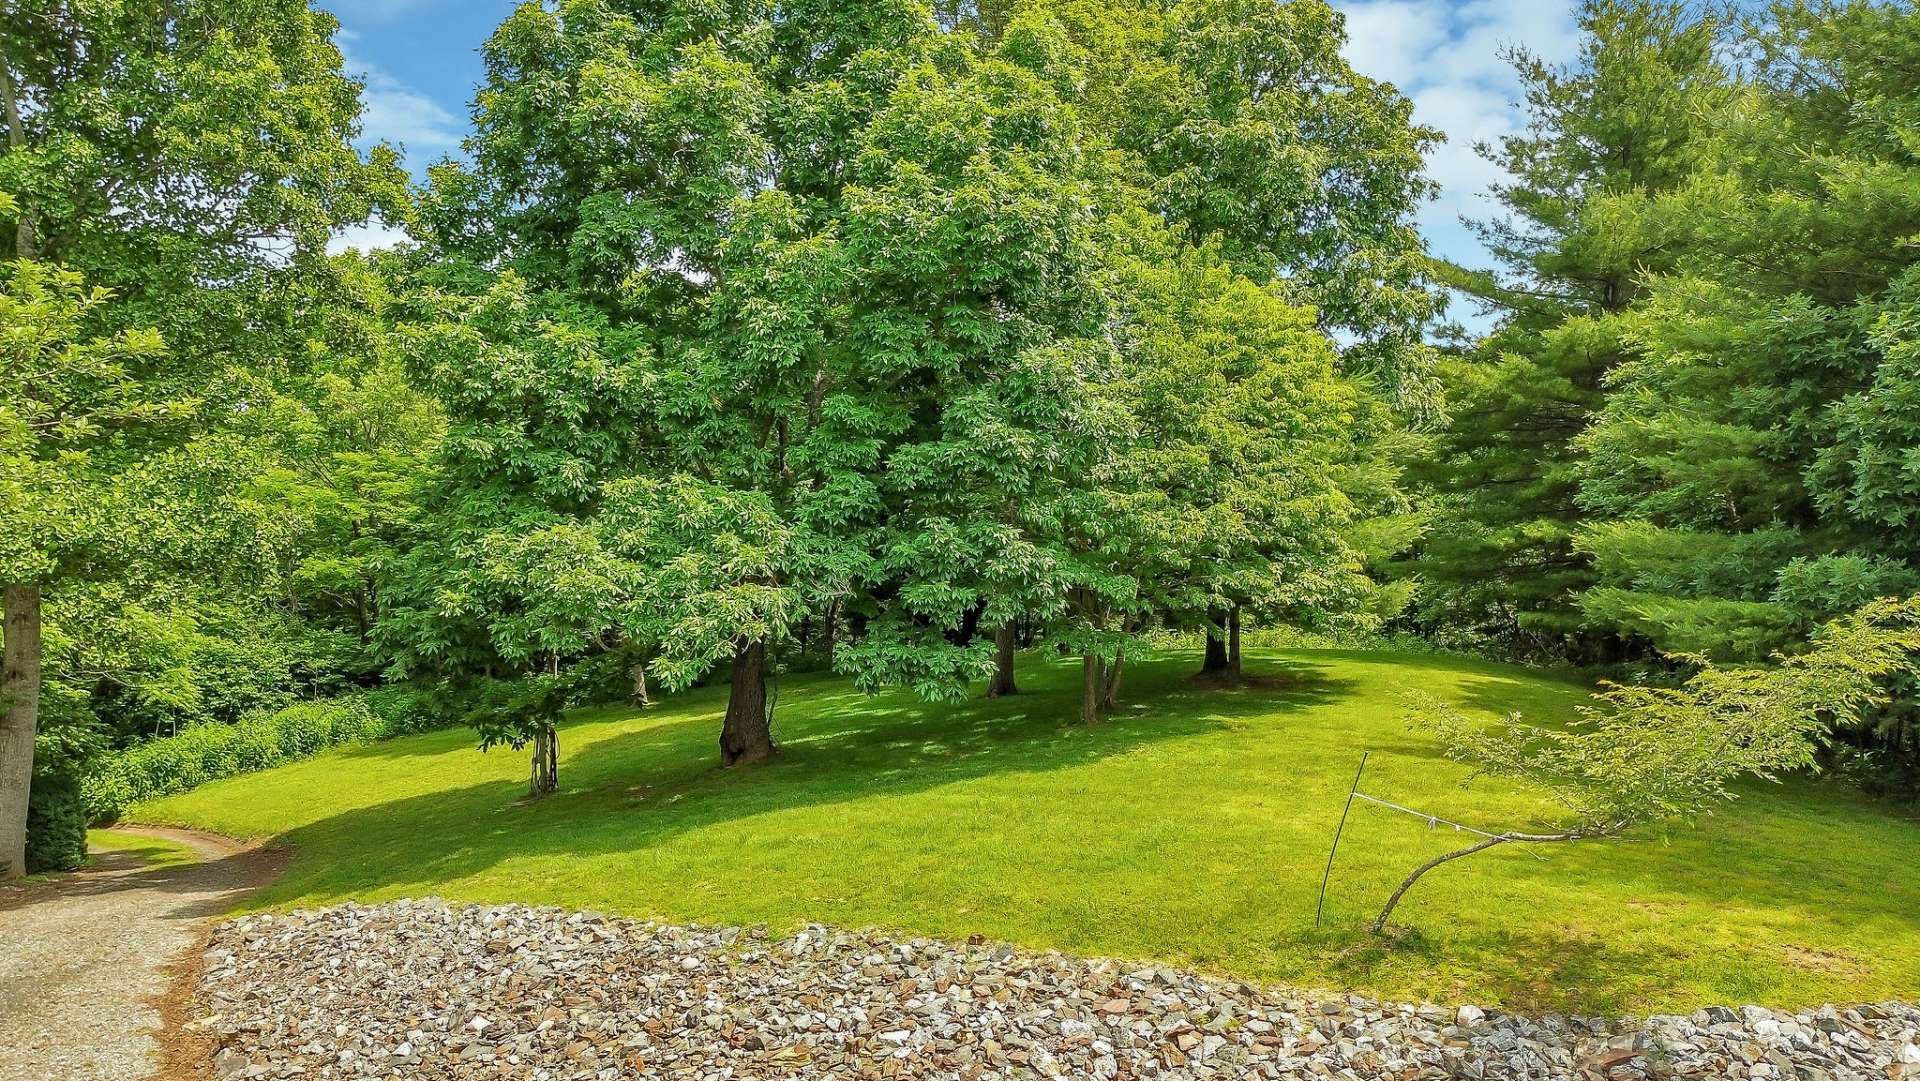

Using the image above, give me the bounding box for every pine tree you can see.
[1405,0,1729,659]
[1566,0,1920,783]
[1574,1,1920,656]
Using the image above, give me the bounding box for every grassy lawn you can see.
[85,828,199,870]
[131,647,1920,1013]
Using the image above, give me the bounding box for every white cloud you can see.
[329,219,414,255]
[1339,0,1453,89]
[1334,0,1578,296]
[323,0,442,23]
[355,65,464,154]
[337,35,464,158]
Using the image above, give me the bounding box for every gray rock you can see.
[187,900,1920,1081]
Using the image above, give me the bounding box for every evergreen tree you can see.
[1406,0,1729,658]
[1574,1,1920,660]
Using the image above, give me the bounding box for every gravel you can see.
[0,827,282,1081]
[193,899,1920,1080]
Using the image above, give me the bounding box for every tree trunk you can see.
[1228,605,1243,678]
[987,620,1018,698]
[1370,836,1508,933]
[720,639,774,766]
[823,602,838,670]
[1201,608,1230,675]
[1102,648,1124,709]
[0,585,40,879]
[1370,829,1590,933]
[1080,654,1102,725]
[528,721,558,797]
[1,61,38,260]
[629,662,650,708]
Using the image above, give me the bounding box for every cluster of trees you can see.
[1409,0,1920,790]
[1,0,1437,872]
[3,0,1917,880]
[380,0,1440,780]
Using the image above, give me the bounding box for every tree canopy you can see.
[6,0,1919,882]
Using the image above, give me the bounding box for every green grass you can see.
[131,648,1920,1013]
[85,828,198,870]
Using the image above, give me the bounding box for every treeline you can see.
[1,0,1437,873]
[2,0,1917,878]
[1405,0,1920,790]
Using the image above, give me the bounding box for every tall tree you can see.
[1018,0,1440,673]
[1097,224,1378,687]
[418,0,937,762]
[378,277,655,789]
[1011,0,1443,405]
[1573,0,1920,684]
[0,2,399,871]
[1404,0,1729,659]
[423,4,1136,759]
[0,257,174,876]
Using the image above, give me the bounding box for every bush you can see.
[80,690,445,823]
[362,683,449,737]
[26,771,89,874]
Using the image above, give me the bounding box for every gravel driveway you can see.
[0,827,283,1081]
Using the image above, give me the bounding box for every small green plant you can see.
[25,770,88,873]
[1383,596,1920,932]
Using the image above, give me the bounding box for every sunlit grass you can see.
[85,828,198,870]
[132,647,1920,1012]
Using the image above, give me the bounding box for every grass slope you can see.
[132,648,1920,1012]
[86,829,198,870]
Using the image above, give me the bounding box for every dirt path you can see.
[0,827,284,1081]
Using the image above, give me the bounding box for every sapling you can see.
[1376,596,1920,933]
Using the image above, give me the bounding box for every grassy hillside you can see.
[133,648,1920,1013]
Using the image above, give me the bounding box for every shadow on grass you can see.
[246,650,1360,908]
[167,646,1920,1013]
[0,846,282,922]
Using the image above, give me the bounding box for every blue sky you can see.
[325,0,1581,288]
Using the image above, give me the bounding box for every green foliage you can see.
[78,692,437,824]
[1403,0,1920,793]
[0,0,406,339]
[1562,3,1920,773]
[1022,0,1444,403]
[1431,597,1920,833]
[1405,0,1731,657]
[25,769,87,874]
[0,0,421,864]
[395,0,1435,758]
[1098,227,1381,636]
[1368,597,1920,931]
[376,275,656,758]
[0,259,176,583]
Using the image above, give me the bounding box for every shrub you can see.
[362,683,448,737]
[80,690,442,823]
[26,771,89,874]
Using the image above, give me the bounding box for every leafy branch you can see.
[1380,595,1920,932]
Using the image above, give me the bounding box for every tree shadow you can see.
[154,647,1920,1012]
[0,845,285,922]
[1443,673,1591,724]
[239,650,1359,908]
